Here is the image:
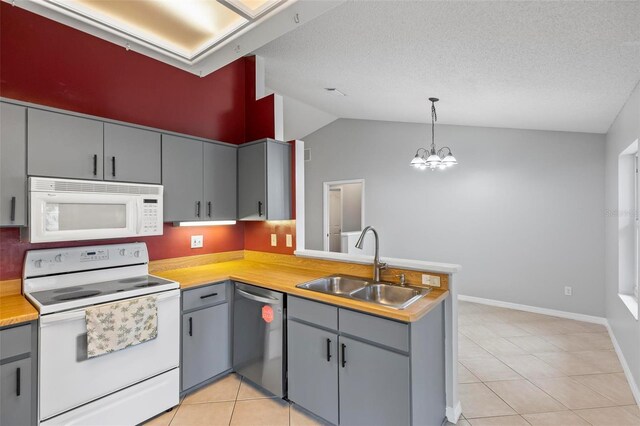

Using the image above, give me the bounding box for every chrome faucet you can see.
[355,226,387,282]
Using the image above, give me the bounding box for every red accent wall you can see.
[0,2,246,144]
[0,224,244,281]
[0,4,295,280]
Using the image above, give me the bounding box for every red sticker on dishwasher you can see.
[262,305,274,323]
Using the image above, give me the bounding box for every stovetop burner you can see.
[53,290,102,301]
[134,282,161,288]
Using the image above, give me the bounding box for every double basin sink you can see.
[296,275,431,310]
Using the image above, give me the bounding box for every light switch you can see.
[286,234,293,247]
[271,234,277,247]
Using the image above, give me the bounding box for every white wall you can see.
[304,119,606,316]
[605,81,640,394]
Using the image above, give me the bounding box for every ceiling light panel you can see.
[51,0,252,58]
[221,0,280,18]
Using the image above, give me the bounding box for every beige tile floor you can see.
[143,373,328,426]
[144,301,639,426]
[455,301,639,426]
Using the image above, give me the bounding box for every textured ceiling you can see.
[255,1,640,133]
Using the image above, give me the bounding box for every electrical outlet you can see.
[271,234,277,247]
[286,234,293,247]
[421,274,441,287]
[564,286,572,296]
[191,235,203,248]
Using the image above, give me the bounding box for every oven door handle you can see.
[39,290,180,325]
[236,289,280,305]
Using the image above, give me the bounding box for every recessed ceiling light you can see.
[325,88,346,96]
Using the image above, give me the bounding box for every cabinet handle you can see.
[93,154,98,176]
[188,317,193,337]
[111,157,116,177]
[341,343,346,368]
[326,338,332,362]
[207,201,212,218]
[200,292,218,299]
[195,201,201,218]
[10,196,16,222]
[16,367,21,396]
[258,201,263,217]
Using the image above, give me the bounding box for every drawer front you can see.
[288,296,338,331]
[339,309,409,352]
[182,282,228,312]
[0,324,32,361]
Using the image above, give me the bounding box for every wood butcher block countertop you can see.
[0,294,38,327]
[155,259,449,322]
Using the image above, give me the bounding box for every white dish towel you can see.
[85,295,158,358]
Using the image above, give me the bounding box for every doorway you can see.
[323,179,365,253]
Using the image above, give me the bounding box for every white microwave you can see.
[27,177,163,243]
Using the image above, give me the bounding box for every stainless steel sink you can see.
[297,275,371,295]
[296,275,430,309]
[350,283,430,309]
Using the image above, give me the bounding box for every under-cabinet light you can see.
[174,220,237,227]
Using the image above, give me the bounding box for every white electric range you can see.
[23,243,180,426]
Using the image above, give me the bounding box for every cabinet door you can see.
[266,141,291,220]
[288,321,339,425]
[27,109,103,180]
[339,336,410,426]
[0,103,27,226]
[203,143,237,220]
[237,142,266,220]
[162,135,204,222]
[182,304,230,391]
[104,123,161,184]
[0,357,32,426]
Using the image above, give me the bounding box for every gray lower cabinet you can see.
[163,135,238,222]
[162,135,204,222]
[287,321,339,425]
[104,123,161,184]
[181,283,231,392]
[0,323,37,426]
[338,336,410,426]
[0,102,27,226]
[27,108,104,180]
[287,296,445,426]
[203,142,237,221]
[238,139,291,221]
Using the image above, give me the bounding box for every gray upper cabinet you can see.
[0,103,27,226]
[338,335,410,426]
[203,142,237,221]
[287,320,339,425]
[103,123,161,184]
[238,139,291,221]
[162,135,204,222]
[28,109,103,180]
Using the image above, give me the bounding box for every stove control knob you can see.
[119,249,126,256]
[54,254,62,263]
[133,250,140,258]
[34,259,43,268]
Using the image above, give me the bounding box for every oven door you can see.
[29,191,141,243]
[38,290,180,421]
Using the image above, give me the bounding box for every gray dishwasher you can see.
[232,282,286,397]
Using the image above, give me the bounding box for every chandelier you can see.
[410,98,458,170]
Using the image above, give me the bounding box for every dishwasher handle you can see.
[236,288,281,305]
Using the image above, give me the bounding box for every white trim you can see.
[294,249,461,274]
[605,322,640,405]
[618,293,639,320]
[294,140,305,251]
[446,401,462,424]
[323,186,343,252]
[457,294,607,325]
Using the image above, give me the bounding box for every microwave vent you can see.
[31,178,161,195]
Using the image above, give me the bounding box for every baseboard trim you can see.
[446,401,462,424]
[605,322,640,405]
[457,294,607,325]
